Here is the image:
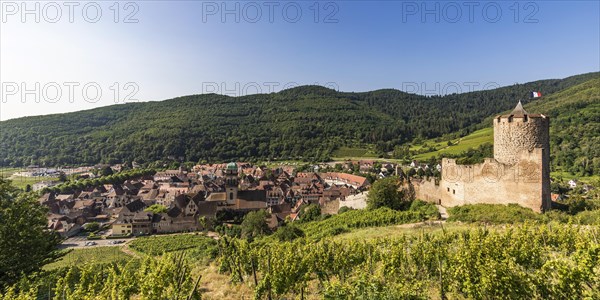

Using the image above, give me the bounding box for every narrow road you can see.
[60,236,133,249]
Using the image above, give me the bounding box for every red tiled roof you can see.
[321,172,369,187]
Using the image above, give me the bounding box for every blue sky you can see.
[1,0,599,120]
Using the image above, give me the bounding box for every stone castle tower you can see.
[414,101,552,212]
[493,101,551,211]
[493,101,550,165]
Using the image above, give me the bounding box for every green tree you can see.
[198,216,214,232]
[367,176,403,210]
[83,222,101,232]
[58,172,67,182]
[98,166,114,177]
[300,204,321,222]
[145,204,168,214]
[241,210,271,240]
[338,206,355,214]
[0,179,62,288]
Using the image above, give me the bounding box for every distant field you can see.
[331,146,378,158]
[44,246,134,270]
[0,168,21,178]
[8,176,58,190]
[551,170,600,184]
[413,127,493,160]
[0,167,59,190]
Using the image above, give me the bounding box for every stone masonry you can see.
[414,101,552,212]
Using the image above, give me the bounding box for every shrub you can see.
[274,225,305,242]
[338,206,355,214]
[300,204,321,222]
[83,222,100,232]
[215,224,242,238]
[87,233,102,240]
[574,210,600,225]
[448,204,539,224]
[241,210,271,240]
[409,200,440,218]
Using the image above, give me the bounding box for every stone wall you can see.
[415,148,550,212]
[321,199,340,215]
[339,192,368,210]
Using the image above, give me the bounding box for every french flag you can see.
[531,91,542,98]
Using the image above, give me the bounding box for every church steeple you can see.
[225,162,238,204]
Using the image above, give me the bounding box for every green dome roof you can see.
[226,162,237,170]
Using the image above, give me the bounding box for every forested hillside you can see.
[414,78,600,176]
[0,72,597,167]
[528,78,600,176]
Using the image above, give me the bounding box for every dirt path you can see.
[396,220,445,229]
[437,205,449,220]
[120,243,141,259]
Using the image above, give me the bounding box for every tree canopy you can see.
[0,179,62,288]
[367,176,410,210]
[145,204,168,214]
[240,210,271,240]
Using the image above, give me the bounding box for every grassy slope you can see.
[44,246,134,270]
[0,168,21,177]
[412,127,493,160]
[331,127,494,160]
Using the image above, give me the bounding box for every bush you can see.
[215,224,242,238]
[83,222,101,232]
[300,204,321,222]
[338,206,355,214]
[448,204,539,224]
[557,194,599,215]
[574,210,600,225]
[241,210,271,240]
[409,200,440,218]
[274,225,305,242]
[106,234,132,239]
[87,233,102,240]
